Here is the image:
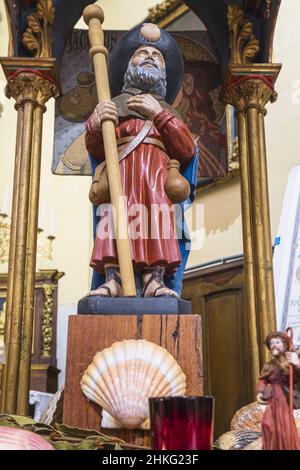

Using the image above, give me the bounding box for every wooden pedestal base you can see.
[63,314,203,447]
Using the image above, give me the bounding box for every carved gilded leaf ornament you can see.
[23,0,55,59]
[148,0,182,23]
[41,284,55,357]
[227,3,260,64]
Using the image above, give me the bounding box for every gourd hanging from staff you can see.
[84,6,198,299]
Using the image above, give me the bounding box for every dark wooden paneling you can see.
[183,260,251,438]
[203,290,250,437]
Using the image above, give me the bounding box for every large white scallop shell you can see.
[80,339,186,429]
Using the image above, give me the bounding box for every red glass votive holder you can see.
[149,396,214,450]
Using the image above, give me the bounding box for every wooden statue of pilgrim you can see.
[85,23,198,298]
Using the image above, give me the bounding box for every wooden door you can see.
[182,259,252,438]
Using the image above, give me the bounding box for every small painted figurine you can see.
[85,23,197,298]
[256,331,300,450]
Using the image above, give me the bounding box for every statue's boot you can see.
[89,265,123,297]
[142,266,178,298]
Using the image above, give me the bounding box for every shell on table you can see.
[80,339,186,430]
[217,402,300,450]
[231,402,265,432]
[0,426,54,450]
[216,430,262,451]
[243,437,262,450]
[231,401,300,433]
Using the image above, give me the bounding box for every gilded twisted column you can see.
[0,107,23,412]
[226,85,260,394]
[0,0,58,415]
[225,3,282,392]
[0,65,58,414]
[226,67,281,374]
[20,72,58,415]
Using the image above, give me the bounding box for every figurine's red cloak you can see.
[85,108,195,273]
[257,359,300,450]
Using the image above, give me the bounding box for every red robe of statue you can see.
[257,358,300,450]
[85,108,195,273]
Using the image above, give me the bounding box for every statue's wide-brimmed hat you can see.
[108,23,184,104]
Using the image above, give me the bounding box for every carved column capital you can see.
[226,77,274,113]
[224,64,282,113]
[5,70,58,110]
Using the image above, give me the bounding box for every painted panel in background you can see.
[52,29,228,183]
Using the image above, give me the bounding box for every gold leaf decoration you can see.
[242,37,260,62]
[27,14,42,34]
[227,4,244,30]
[148,0,182,23]
[22,0,55,58]
[36,0,55,24]
[22,31,41,56]
[228,3,260,64]
[41,283,55,357]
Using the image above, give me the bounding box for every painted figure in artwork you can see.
[256,331,300,450]
[176,63,227,179]
[85,23,197,298]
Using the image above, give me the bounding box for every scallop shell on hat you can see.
[80,339,186,430]
[140,23,161,42]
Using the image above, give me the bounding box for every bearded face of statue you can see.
[122,46,167,98]
[269,337,287,357]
